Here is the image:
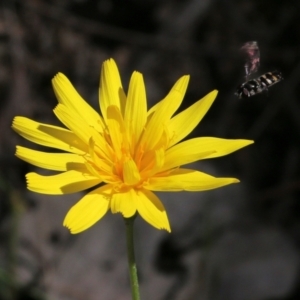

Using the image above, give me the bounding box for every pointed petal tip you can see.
[129,71,144,86]
[52,72,65,82]
[11,116,20,129]
[53,103,59,111]
[182,75,190,88]
[210,89,218,98]
[174,75,190,92]
[11,117,16,127]
[163,225,171,233]
[63,223,80,234]
[63,222,70,230]
[25,172,31,183]
[182,74,190,82]
[151,222,171,233]
[15,145,19,156]
[63,218,82,234]
[200,90,218,104]
[238,139,255,148]
[63,217,73,230]
[155,217,171,233]
[133,70,143,76]
[103,58,117,68]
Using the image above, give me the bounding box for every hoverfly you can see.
[235,70,283,99]
[235,41,283,99]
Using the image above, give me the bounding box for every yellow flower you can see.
[12,59,253,233]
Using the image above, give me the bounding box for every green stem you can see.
[124,215,140,300]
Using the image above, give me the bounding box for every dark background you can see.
[0,0,300,299]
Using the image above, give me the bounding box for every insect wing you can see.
[240,41,260,79]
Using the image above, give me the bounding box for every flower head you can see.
[12,59,253,233]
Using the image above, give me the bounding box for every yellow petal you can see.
[134,189,170,232]
[53,104,94,143]
[63,184,112,234]
[106,105,130,161]
[140,75,190,151]
[86,138,115,181]
[123,159,141,185]
[54,104,112,161]
[12,117,87,154]
[191,138,254,159]
[141,148,165,178]
[26,171,102,195]
[111,189,137,217]
[162,137,254,171]
[145,168,239,191]
[16,146,86,171]
[147,75,190,116]
[99,58,126,120]
[124,71,147,149]
[168,90,218,147]
[106,117,123,160]
[52,73,104,132]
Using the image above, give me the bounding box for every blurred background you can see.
[0,0,300,299]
